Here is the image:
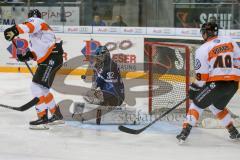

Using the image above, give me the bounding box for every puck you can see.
[81,75,86,79]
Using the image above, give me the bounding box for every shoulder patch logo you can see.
[195,59,201,70]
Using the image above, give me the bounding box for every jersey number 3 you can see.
[213,55,232,68]
[107,72,114,79]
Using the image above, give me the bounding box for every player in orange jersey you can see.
[177,22,240,142]
[4,9,64,129]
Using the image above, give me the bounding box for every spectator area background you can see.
[0,0,238,28]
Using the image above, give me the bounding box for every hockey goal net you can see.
[145,41,192,115]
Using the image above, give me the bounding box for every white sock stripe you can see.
[47,100,56,109]
[208,105,222,115]
[189,103,204,115]
[219,114,232,127]
[185,115,197,126]
[35,103,47,112]
[43,89,50,97]
[31,82,44,97]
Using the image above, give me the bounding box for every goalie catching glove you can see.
[83,89,104,105]
[4,25,19,41]
[189,83,202,100]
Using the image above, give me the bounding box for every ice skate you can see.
[29,114,49,130]
[48,106,64,125]
[176,123,192,144]
[227,124,240,140]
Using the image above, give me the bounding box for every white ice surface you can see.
[0,73,239,160]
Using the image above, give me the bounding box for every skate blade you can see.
[48,120,65,125]
[29,124,49,130]
[177,138,187,145]
[229,137,240,142]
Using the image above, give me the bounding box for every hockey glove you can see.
[17,50,35,62]
[53,40,64,55]
[4,25,19,41]
[189,83,202,100]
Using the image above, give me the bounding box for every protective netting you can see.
[145,42,191,115]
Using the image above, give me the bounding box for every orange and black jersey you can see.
[194,36,240,85]
[16,17,56,64]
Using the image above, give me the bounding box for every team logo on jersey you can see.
[195,59,201,70]
[209,82,216,89]
[49,60,55,66]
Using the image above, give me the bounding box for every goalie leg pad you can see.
[73,103,137,125]
[102,91,124,106]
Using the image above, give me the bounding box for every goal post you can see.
[144,41,191,115]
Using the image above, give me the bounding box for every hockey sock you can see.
[183,103,204,127]
[44,92,57,114]
[35,96,48,117]
[209,105,232,127]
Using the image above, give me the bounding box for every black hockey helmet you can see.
[28,9,41,18]
[200,22,218,40]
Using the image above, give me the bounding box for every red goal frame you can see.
[145,41,190,114]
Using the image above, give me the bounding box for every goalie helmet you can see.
[95,45,110,57]
[200,22,218,41]
[28,9,41,18]
[93,46,110,68]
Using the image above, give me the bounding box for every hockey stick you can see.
[0,97,39,112]
[12,40,34,76]
[118,97,188,134]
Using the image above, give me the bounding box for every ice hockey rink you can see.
[0,72,239,160]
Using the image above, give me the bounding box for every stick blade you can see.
[19,97,39,111]
[0,97,39,112]
[118,125,143,135]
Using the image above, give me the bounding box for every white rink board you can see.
[0,33,144,71]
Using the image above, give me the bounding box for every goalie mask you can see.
[93,46,110,68]
[28,9,42,18]
[200,22,218,41]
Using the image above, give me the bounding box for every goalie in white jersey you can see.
[4,9,64,129]
[177,22,240,142]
